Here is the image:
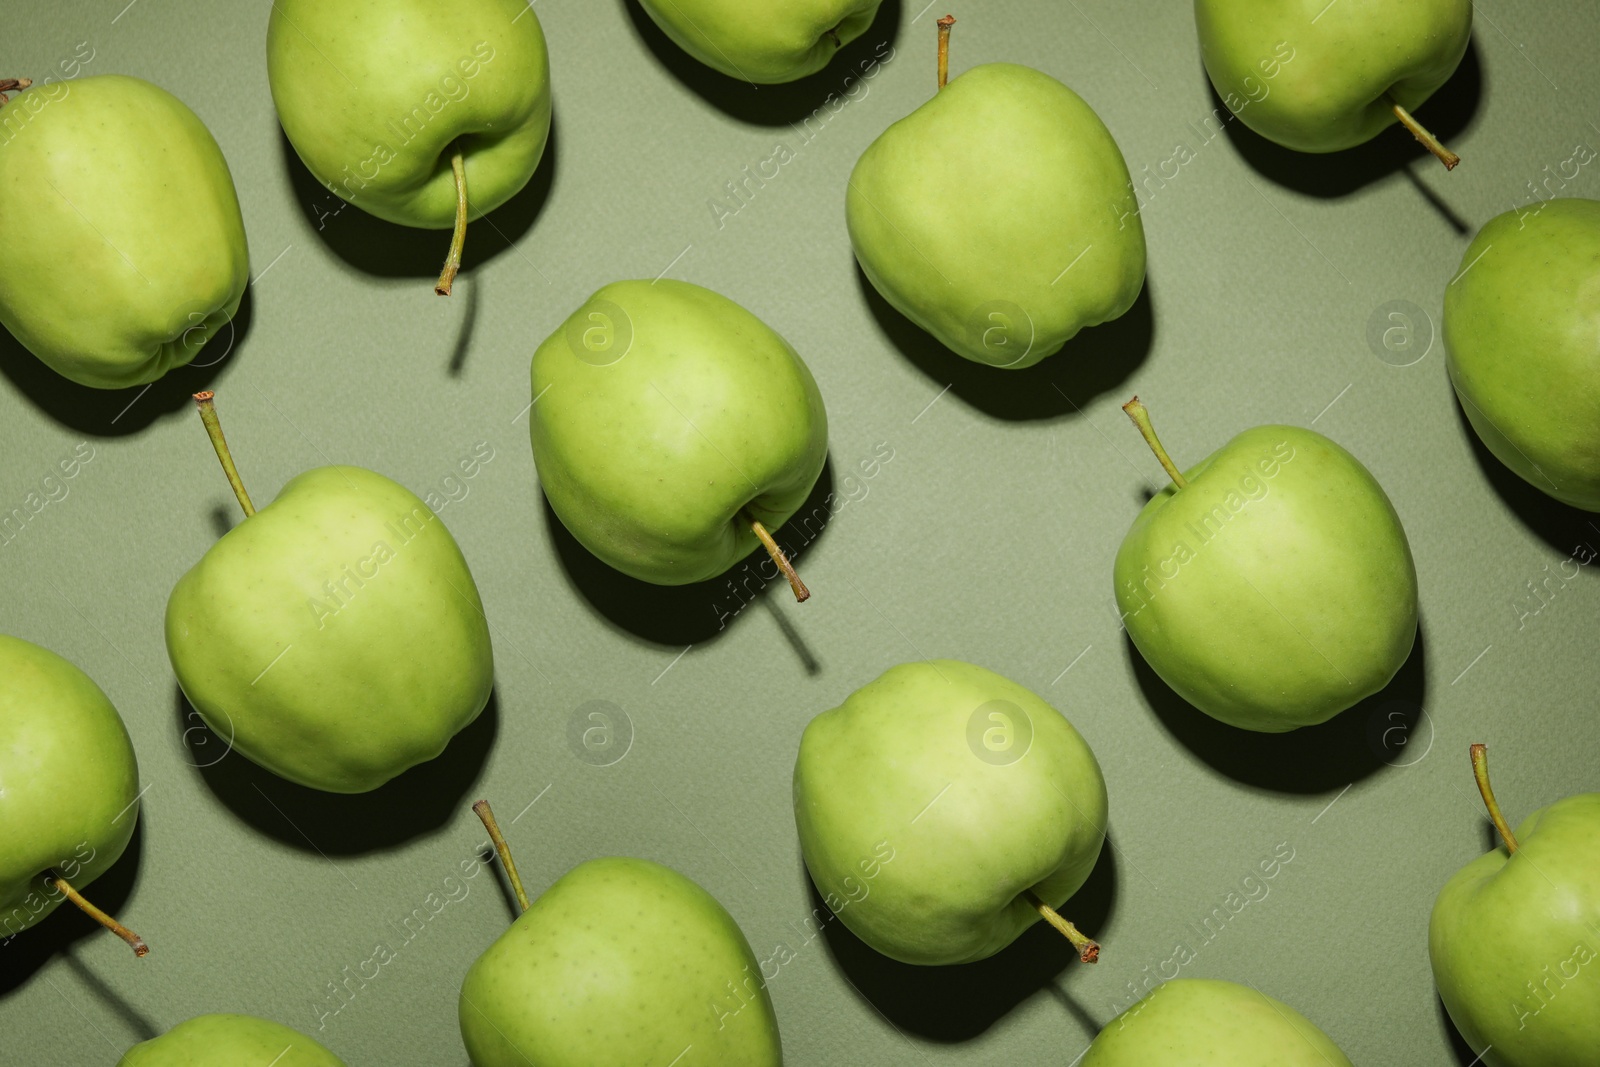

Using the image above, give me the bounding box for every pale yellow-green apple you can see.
[1445,198,1600,511]
[267,0,551,294]
[118,1014,346,1066]
[1114,399,1417,731]
[637,0,881,82]
[165,393,493,793]
[793,660,1107,965]
[0,75,248,387]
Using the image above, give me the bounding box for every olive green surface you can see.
[1,2,1596,1065]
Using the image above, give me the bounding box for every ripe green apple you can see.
[0,635,142,950]
[1194,0,1471,166]
[166,394,493,794]
[1114,400,1417,732]
[637,0,881,83]
[0,75,248,388]
[530,279,827,592]
[1429,745,1600,1066]
[118,1013,345,1066]
[793,660,1107,965]
[1082,978,1354,1065]
[847,46,1146,369]
[1444,198,1600,511]
[267,0,551,294]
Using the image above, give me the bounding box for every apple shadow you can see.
[855,263,1156,421]
[542,457,836,648]
[178,685,498,856]
[61,950,159,1041]
[1438,996,1484,1065]
[0,817,144,998]
[1128,620,1429,794]
[619,0,903,127]
[0,285,253,437]
[1215,36,1484,205]
[277,115,558,283]
[812,834,1118,1042]
[448,274,482,377]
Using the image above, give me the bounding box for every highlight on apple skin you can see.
[116,1013,347,1066]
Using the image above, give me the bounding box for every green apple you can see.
[1195,0,1471,167]
[1082,978,1354,1065]
[637,0,881,83]
[530,279,827,596]
[118,1013,345,1066]
[1114,399,1417,732]
[165,393,493,793]
[793,660,1107,966]
[1429,745,1600,1066]
[267,0,551,294]
[0,635,144,953]
[0,74,248,388]
[1444,198,1600,511]
[459,802,782,1066]
[846,23,1145,369]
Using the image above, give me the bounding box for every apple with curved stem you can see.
[1429,744,1600,1066]
[637,0,881,83]
[846,16,1146,368]
[0,635,146,957]
[267,0,551,296]
[530,279,826,600]
[1194,0,1470,169]
[1081,978,1354,1064]
[165,392,494,793]
[459,800,783,1066]
[793,660,1107,966]
[0,74,249,387]
[117,1014,346,1065]
[1114,397,1418,731]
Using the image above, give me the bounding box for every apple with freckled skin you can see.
[637,0,883,83]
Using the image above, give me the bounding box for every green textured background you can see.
[3,1,1597,1063]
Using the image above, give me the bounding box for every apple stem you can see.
[936,16,955,90]
[0,77,30,105]
[745,513,809,602]
[1121,396,1188,490]
[1384,94,1459,171]
[1469,744,1519,854]
[46,874,148,957]
[472,799,531,913]
[824,25,842,49]
[193,392,257,517]
[1022,889,1099,963]
[435,146,469,297]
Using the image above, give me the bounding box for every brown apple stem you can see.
[825,26,842,48]
[472,799,531,913]
[0,77,31,105]
[1022,889,1099,963]
[1470,744,1519,854]
[435,146,468,296]
[936,16,955,90]
[746,513,809,602]
[46,874,148,957]
[1385,94,1459,171]
[193,392,256,517]
[1121,396,1188,490]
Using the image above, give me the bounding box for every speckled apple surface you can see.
[1,2,1596,1065]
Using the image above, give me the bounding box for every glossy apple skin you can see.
[118,1014,346,1066]
[1083,978,1353,1065]
[459,857,781,1067]
[848,63,1146,369]
[638,0,880,82]
[1430,793,1600,1066]
[1445,198,1600,511]
[165,466,493,793]
[530,279,827,586]
[0,636,140,940]
[1116,425,1417,732]
[0,75,248,388]
[793,660,1106,965]
[1195,0,1471,153]
[268,0,550,228]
